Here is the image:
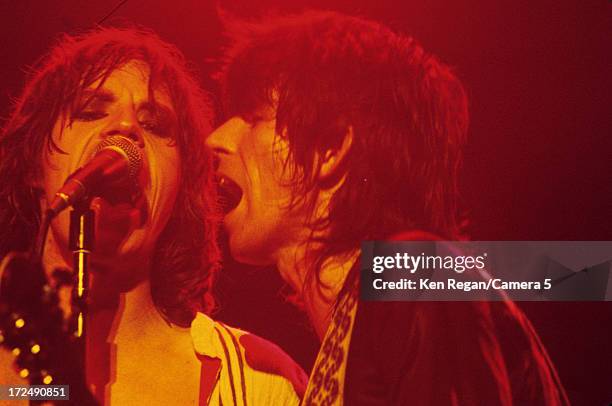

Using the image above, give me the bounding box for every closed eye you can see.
[138,103,176,139]
[72,109,108,121]
[72,90,114,122]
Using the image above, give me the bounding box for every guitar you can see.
[0,252,99,405]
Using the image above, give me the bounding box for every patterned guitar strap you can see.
[302,284,358,406]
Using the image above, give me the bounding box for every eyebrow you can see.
[78,89,117,104]
[140,99,171,112]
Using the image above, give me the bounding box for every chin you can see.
[91,229,154,265]
[89,253,150,293]
[228,235,275,267]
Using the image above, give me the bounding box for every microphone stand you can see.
[68,200,98,405]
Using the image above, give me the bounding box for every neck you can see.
[277,243,357,340]
[111,279,184,342]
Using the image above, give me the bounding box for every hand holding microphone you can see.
[47,136,143,218]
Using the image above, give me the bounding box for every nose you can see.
[103,117,145,148]
[206,117,247,155]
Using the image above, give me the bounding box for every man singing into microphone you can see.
[208,11,569,405]
[0,27,305,404]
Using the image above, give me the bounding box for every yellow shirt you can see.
[191,313,307,405]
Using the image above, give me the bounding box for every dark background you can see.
[1,1,610,404]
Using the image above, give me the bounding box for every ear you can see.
[318,126,354,186]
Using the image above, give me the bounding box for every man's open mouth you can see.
[216,174,243,214]
[91,182,148,227]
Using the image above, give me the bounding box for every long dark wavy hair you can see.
[218,11,468,294]
[0,27,220,326]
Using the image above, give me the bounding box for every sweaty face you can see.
[42,61,180,268]
[206,115,308,266]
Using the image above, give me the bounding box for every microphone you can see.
[47,136,143,217]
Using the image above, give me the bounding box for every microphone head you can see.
[47,136,144,217]
[94,136,143,182]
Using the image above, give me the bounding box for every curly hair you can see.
[218,10,468,293]
[0,26,220,327]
